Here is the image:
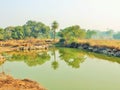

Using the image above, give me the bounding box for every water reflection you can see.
[51,47,59,70]
[1,48,120,69]
[59,48,85,68]
[2,51,50,67]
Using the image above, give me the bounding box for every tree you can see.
[51,21,59,42]
[11,26,24,39]
[0,28,4,40]
[59,25,86,44]
[23,25,32,38]
[4,26,14,40]
[25,20,50,38]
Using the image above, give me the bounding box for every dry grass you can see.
[0,47,13,53]
[0,39,58,52]
[0,39,47,47]
[0,39,59,47]
[77,39,120,49]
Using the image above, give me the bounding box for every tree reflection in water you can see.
[2,51,50,67]
[59,48,86,68]
[1,48,120,69]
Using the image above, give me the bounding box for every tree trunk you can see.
[53,30,56,43]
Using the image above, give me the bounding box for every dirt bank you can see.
[0,47,13,53]
[0,73,46,90]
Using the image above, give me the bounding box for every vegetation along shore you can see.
[0,20,120,57]
[0,20,120,89]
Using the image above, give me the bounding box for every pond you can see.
[0,47,120,90]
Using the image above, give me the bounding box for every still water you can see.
[1,48,120,90]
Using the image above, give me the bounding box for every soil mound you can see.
[0,73,46,90]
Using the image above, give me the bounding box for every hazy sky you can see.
[0,0,120,31]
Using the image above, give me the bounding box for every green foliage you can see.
[4,26,14,40]
[25,20,50,38]
[59,25,86,44]
[0,20,50,40]
[0,28,4,40]
[51,21,59,30]
[13,26,25,39]
[0,20,120,41]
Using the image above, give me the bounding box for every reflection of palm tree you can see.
[52,61,59,70]
[51,47,59,70]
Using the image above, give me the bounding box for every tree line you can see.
[0,20,50,40]
[0,20,120,41]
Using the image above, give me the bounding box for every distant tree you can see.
[51,21,59,42]
[105,29,113,39]
[86,30,97,39]
[113,32,120,40]
[92,29,114,39]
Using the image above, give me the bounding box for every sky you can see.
[0,0,120,31]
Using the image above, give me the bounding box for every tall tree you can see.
[51,21,59,42]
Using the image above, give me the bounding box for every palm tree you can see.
[51,21,59,43]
